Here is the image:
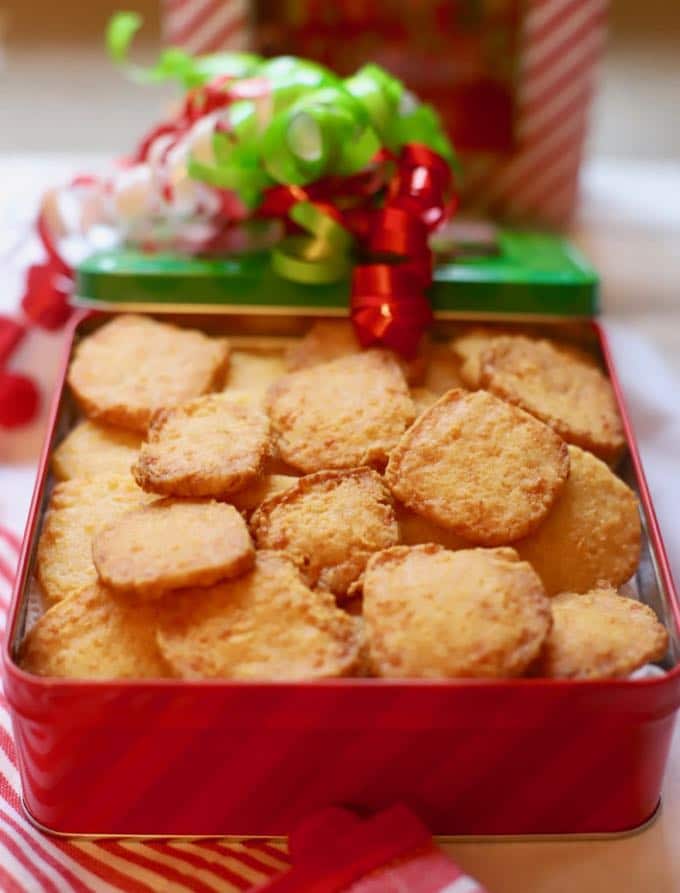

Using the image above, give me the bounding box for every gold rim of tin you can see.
[72,296,589,324]
[21,797,662,843]
[73,297,349,318]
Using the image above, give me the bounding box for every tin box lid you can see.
[75,229,598,318]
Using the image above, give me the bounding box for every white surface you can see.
[1,155,680,892]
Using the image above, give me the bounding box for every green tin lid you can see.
[75,229,598,318]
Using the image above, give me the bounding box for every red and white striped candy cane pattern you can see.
[461,0,608,227]
[163,0,252,55]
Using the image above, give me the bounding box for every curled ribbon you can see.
[272,201,353,284]
[348,143,454,356]
[351,266,434,357]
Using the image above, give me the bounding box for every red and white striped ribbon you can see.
[0,524,288,891]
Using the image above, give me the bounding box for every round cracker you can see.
[515,445,641,595]
[250,468,399,598]
[93,499,254,598]
[133,392,271,498]
[51,420,142,481]
[409,387,439,418]
[363,544,551,678]
[285,319,361,371]
[223,349,287,401]
[394,503,469,551]
[385,389,570,545]
[422,342,466,394]
[156,551,363,680]
[284,319,427,384]
[534,588,668,679]
[267,350,415,473]
[19,583,169,679]
[68,315,230,432]
[480,335,625,463]
[37,475,155,605]
[228,474,298,516]
[450,328,507,389]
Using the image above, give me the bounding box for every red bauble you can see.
[0,372,40,428]
[21,261,73,331]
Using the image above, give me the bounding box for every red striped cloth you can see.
[0,525,289,893]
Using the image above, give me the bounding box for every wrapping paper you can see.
[163,0,609,226]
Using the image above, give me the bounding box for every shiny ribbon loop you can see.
[272,200,354,284]
[365,207,430,259]
[352,264,425,299]
[388,145,454,231]
[349,141,454,353]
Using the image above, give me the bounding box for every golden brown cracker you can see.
[228,474,298,516]
[92,499,254,597]
[450,328,505,389]
[52,420,142,481]
[395,503,469,551]
[534,588,668,679]
[285,319,360,371]
[156,551,363,680]
[410,387,439,418]
[19,583,169,679]
[515,445,641,595]
[267,350,415,473]
[37,475,154,605]
[250,468,399,598]
[68,315,229,432]
[285,319,427,384]
[223,349,287,401]
[133,392,271,498]
[480,335,625,463]
[385,389,569,545]
[422,342,465,394]
[363,544,551,678]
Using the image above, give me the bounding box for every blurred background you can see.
[0,0,678,326]
[0,0,678,159]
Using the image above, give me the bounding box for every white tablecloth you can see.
[1,155,679,893]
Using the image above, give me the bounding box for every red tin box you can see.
[3,312,680,838]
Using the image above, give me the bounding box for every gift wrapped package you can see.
[163,0,608,227]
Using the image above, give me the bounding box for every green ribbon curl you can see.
[259,56,340,114]
[272,201,354,284]
[387,104,460,171]
[187,158,272,209]
[271,236,351,284]
[106,12,261,88]
[261,86,378,186]
[344,64,403,138]
[106,14,459,211]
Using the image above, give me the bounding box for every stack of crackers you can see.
[21,315,668,682]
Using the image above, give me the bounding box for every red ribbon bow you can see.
[349,143,455,357]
